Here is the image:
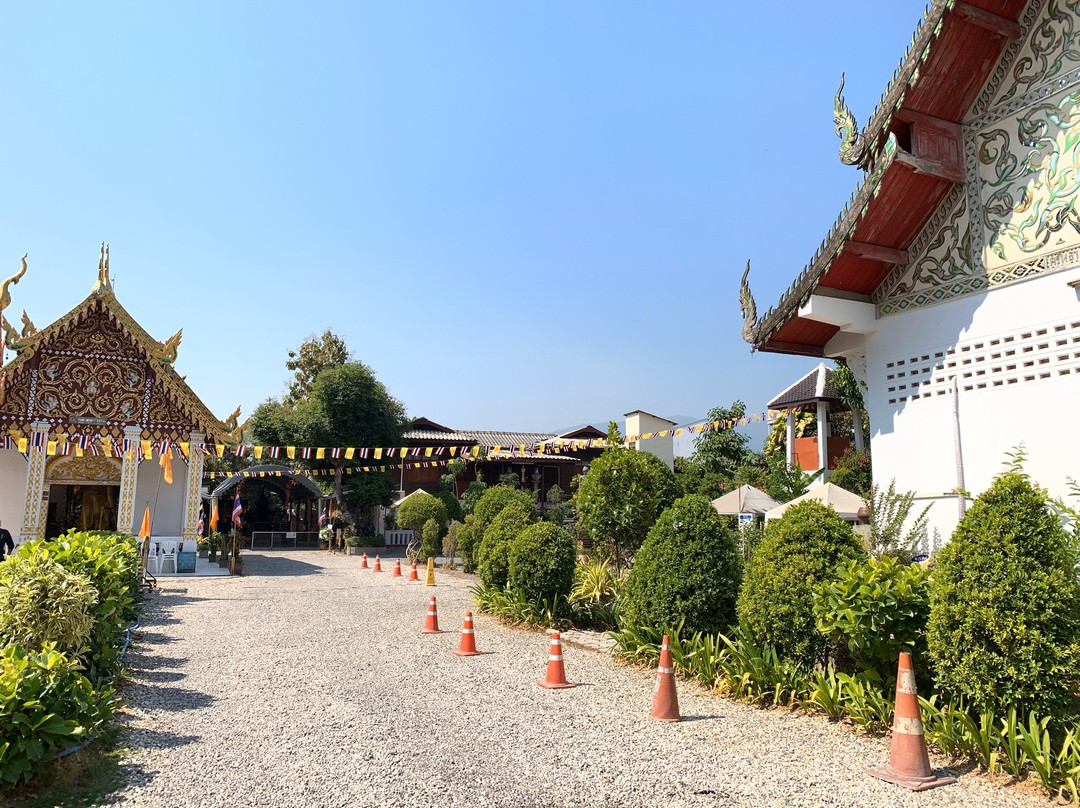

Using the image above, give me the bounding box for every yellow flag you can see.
[254,446,264,460]
[138,505,151,539]
[160,449,173,484]
[141,440,152,458]
[46,440,57,456]
[179,442,190,457]
[375,448,383,460]
[345,448,355,459]
[17,437,27,453]
[215,444,225,458]
[316,447,325,459]
[210,502,219,531]
[450,446,458,457]
[287,446,296,460]
[425,447,433,458]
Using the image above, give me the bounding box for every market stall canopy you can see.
[711,485,781,516]
[765,482,867,523]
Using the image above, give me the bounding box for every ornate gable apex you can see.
[1,286,226,443]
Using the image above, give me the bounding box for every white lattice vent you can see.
[882,317,1080,405]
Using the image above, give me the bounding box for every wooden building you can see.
[0,247,228,543]
[741,0,1080,543]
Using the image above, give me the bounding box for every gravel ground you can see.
[106,552,1047,808]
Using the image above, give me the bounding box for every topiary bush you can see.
[928,472,1080,719]
[442,520,462,570]
[396,492,447,536]
[814,555,930,680]
[420,518,441,562]
[457,514,480,573]
[472,486,536,534]
[507,523,577,604]
[477,501,536,589]
[737,500,864,668]
[620,495,742,636]
[0,554,98,655]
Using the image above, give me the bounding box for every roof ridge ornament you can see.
[93,242,113,294]
[740,260,758,346]
[156,328,182,364]
[834,74,871,170]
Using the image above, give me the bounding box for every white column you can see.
[117,425,142,534]
[816,401,829,475]
[852,407,865,451]
[20,421,50,541]
[786,410,796,468]
[181,431,205,544]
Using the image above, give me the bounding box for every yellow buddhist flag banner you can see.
[425,448,433,458]
[179,442,190,457]
[345,448,355,459]
[17,438,27,453]
[215,444,225,457]
[316,448,325,459]
[101,437,113,455]
[254,446,264,460]
[287,446,296,460]
[46,441,57,456]
[75,446,83,457]
[450,446,458,457]
[493,445,501,455]
[139,505,151,539]
[375,448,382,460]
[160,449,173,484]
[210,502,219,531]
[141,440,152,458]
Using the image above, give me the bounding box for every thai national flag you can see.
[231,491,243,527]
[318,503,328,527]
[197,504,205,535]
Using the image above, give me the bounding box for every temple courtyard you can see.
[93,552,1044,808]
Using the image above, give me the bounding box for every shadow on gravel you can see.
[678,715,720,723]
[139,668,187,684]
[134,630,180,645]
[124,726,203,751]
[243,557,324,577]
[131,683,216,712]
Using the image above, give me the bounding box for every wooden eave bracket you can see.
[895,149,965,183]
[953,2,1022,40]
[844,242,909,266]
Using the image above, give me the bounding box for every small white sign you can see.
[286,531,297,539]
[738,513,753,528]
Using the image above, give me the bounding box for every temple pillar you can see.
[181,431,205,544]
[785,410,796,468]
[852,408,865,452]
[117,425,142,534]
[20,421,51,541]
[816,401,829,476]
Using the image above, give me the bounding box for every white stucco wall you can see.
[864,265,1080,546]
[625,411,675,471]
[131,456,189,536]
[0,451,29,543]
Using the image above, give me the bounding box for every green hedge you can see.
[737,501,864,668]
[477,501,535,589]
[472,486,536,534]
[0,554,98,655]
[620,495,742,636]
[507,523,577,604]
[928,472,1080,718]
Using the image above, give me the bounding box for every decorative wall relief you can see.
[990,0,1080,109]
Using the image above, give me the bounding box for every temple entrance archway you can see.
[44,455,122,537]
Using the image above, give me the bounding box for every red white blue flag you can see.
[232,491,243,527]
[318,503,328,527]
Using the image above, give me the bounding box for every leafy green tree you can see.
[673,456,729,500]
[693,401,750,475]
[542,484,571,524]
[473,486,536,534]
[285,328,350,405]
[397,492,448,536]
[765,455,811,502]
[420,518,442,562]
[460,472,488,516]
[477,501,536,589]
[576,448,678,571]
[507,523,577,603]
[829,449,872,499]
[864,480,929,562]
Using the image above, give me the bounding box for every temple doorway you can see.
[45,484,120,537]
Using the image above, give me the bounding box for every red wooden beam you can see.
[895,108,962,137]
[896,150,965,184]
[845,242,910,266]
[760,339,826,358]
[953,2,1021,40]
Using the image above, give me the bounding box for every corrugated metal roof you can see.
[403,429,477,443]
[464,431,557,448]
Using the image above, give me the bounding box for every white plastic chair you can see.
[158,541,177,574]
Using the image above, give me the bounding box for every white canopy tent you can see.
[764,482,868,523]
[711,485,781,517]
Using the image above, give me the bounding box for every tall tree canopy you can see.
[692,401,750,475]
[284,328,350,405]
[250,335,407,522]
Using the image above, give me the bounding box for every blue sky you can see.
[0,2,927,445]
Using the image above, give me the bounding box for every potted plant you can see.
[207,533,220,563]
[345,535,363,556]
[197,536,209,559]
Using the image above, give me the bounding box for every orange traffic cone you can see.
[452,611,482,657]
[649,634,681,722]
[421,596,443,634]
[360,553,368,569]
[408,560,419,581]
[536,632,575,689]
[869,652,956,791]
[373,555,382,572]
[392,559,402,577]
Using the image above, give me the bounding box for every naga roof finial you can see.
[740,260,758,345]
[157,328,182,364]
[0,253,27,315]
[834,74,869,169]
[93,242,113,294]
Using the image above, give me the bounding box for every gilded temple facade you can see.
[0,246,226,543]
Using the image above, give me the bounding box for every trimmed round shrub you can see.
[0,553,98,654]
[457,514,480,573]
[420,518,441,562]
[436,489,464,525]
[477,501,535,589]
[396,492,448,535]
[620,495,742,636]
[575,448,678,565]
[473,486,536,534]
[737,500,864,668]
[507,523,577,603]
[928,472,1080,718]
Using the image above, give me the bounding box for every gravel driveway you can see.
[107,552,1046,808]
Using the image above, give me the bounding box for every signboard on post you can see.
[738,513,754,530]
